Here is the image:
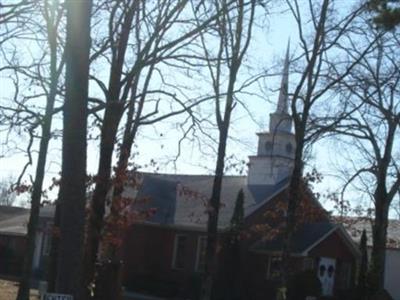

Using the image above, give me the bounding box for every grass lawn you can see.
[0,280,39,300]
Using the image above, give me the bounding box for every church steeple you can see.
[247,42,295,186]
[269,41,292,134]
[276,41,290,114]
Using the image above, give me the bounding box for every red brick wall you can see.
[121,190,356,298]
[0,234,26,277]
[309,231,356,295]
[309,231,354,261]
[122,223,208,294]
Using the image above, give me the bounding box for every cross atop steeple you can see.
[276,40,290,114]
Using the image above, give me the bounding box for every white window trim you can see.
[266,255,282,280]
[42,233,51,256]
[195,236,207,272]
[266,257,271,280]
[172,234,187,270]
[41,222,53,256]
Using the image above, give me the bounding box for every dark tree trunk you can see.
[83,103,124,299]
[82,4,136,295]
[91,106,139,300]
[201,124,229,300]
[56,0,92,298]
[17,9,60,299]
[199,2,255,296]
[16,118,54,300]
[279,1,329,297]
[368,120,398,294]
[280,130,304,299]
[369,191,390,293]
[91,61,151,299]
[357,229,368,300]
[47,201,60,293]
[94,260,123,300]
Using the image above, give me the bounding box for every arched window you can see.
[265,141,273,153]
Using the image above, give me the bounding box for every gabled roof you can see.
[0,172,291,234]
[0,206,29,236]
[251,222,361,258]
[0,205,55,236]
[133,173,290,229]
[0,205,28,222]
[335,216,400,249]
[251,222,335,255]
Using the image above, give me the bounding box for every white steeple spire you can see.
[269,40,292,134]
[247,41,295,186]
[276,40,290,114]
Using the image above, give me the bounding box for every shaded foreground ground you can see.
[0,279,168,300]
[0,279,39,300]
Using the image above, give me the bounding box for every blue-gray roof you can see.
[251,222,336,254]
[0,205,54,236]
[132,173,290,229]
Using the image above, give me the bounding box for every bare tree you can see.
[279,1,378,297]
[333,27,400,293]
[192,1,257,299]
[55,0,92,298]
[0,1,66,298]
[0,0,33,49]
[13,1,65,298]
[81,1,226,298]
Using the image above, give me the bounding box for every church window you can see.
[172,234,187,269]
[265,141,273,153]
[266,256,282,280]
[195,236,207,272]
[286,142,293,154]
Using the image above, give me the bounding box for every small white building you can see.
[341,217,400,300]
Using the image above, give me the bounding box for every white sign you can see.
[42,293,73,300]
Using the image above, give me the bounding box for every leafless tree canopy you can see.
[0,0,399,299]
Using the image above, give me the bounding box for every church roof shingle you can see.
[133,172,290,229]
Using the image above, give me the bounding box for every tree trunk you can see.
[47,201,60,292]
[91,113,138,299]
[369,192,389,293]
[201,124,229,300]
[17,9,59,298]
[83,103,124,298]
[56,0,92,298]
[357,229,368,300]
[82,4,136,294]
[94,259,123,300]
[16,113,54,300]
[281,125,305,299]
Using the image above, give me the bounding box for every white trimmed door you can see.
[318,257,336,297]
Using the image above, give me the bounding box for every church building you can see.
[0,45,364,300]
[121,45,360,300]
